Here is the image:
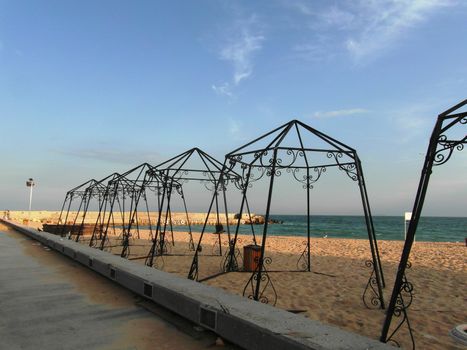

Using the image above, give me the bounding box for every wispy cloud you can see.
[57,148,160,165]
[319,5,356,30]
[346,0,455,61]
[212,83,233,98]
[286,1,314,16]
[229,118,241,135]
[213,14,264,97]
[292,39,333,62]
[220,27,264,85]
[227,118,248,141]
[286,0,457,63]
[312,108,368,119]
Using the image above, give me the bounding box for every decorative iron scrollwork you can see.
[222,239,242,272]
[266,168,281,177]
[202,180,216,192]
[187,233,195,251]
[287,166,326,189]
[254,150,268,167]
[362,260,384,309]
[328,152,358,181]
[385,288,415,349]
[252,166,267,182]
[155,234,171,255]
[121,232,131,258]
[433,134,466,166]
[172,170,189,184]
[386,263,415,350]
[174,184,184,196]
[212,233,223,256]
[242,257,277,305]
[256,149,302,169]
[296,241,310,271]
[227,155,241,171]
[152,254,165,270]
[188,254,199,280]
[232,165,267,191]
[101,235,112,252]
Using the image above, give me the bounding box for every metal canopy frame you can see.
[88,173,122,248]
[56,173,121,242]
[187,120,385,308]
[115,166,164,259]
[92,163,161,258]
[380,99,467,349]
[144,147,241,269]
[67,175,113,242]
[57,179,101,237]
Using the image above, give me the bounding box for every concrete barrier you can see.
[1,219,391,350]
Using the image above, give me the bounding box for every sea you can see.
[172,215,466,243]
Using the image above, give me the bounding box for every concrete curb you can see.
[1,220,391,350]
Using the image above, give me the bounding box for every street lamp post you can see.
[26,178,35,224]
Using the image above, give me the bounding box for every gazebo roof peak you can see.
[154,147,240,182]
[66,178,99,195]
[227,119,356,160]
[155,147,224,173]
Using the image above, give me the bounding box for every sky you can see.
[0,0,466,216]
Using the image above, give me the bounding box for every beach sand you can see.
[10,212,466,349]
[77,229,467,350]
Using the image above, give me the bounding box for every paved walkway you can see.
[0,226,227,350]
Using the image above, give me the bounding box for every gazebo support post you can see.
[253,149,277,302]
[357,156,385,310]
[187,183,219,280]
[306,168,311,272]
[380,99,467,348]
[60,193,73,236]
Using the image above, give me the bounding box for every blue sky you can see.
[0,0,466,216]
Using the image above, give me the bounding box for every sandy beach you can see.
[7,212,467,349]
[78,229,465,349]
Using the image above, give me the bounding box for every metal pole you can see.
[29,185,33,211]
[26,178,35,223]
[28,185,33,223]
[253,149,277,301]
[380,118,442,343]
[356,158,385,309]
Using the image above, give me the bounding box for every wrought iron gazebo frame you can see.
[118,167,164,259]
[188,120,385,308]
[380,99,467,349]
[66,175,112,242]
[88,172,123,248]
[58,178,99,236]
[144,147,242,269]
[92,163,159,258]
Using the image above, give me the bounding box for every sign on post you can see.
[404,212,412,240]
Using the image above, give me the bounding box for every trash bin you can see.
[243,244,261,272]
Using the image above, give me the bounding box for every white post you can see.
[26,178,35,225]
[29,185,33,212]
[404,212,412,240]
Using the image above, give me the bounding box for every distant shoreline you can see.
[4,211,466,243]
[3,210,467,219]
